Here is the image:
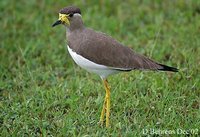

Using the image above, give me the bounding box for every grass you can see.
[0,0,200,136]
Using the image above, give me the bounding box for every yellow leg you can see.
[103,79,111,128]
[99,95,107,125]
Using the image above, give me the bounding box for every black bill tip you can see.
[52,20,62,27]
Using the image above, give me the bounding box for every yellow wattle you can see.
[58,13,70,26]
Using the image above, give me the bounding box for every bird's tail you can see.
[157,63,178,72]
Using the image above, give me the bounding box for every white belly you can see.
[67,46,119,79]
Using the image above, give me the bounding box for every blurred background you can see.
[0,0,200,136]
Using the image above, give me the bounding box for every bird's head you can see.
[52,6,81,27]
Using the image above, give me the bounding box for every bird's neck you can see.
[67,15,84,31]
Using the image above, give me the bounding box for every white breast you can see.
[67,46,119,79]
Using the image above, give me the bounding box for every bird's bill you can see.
[52,20,62,27]
[52,13,70,27]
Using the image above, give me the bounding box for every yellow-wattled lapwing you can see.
[52,6,178,128]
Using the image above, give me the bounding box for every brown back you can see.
[67,28,176,71]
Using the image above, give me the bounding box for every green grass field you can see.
[0,0,200,136]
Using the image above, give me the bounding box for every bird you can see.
[52,6,178,128]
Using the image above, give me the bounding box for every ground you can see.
[0,0,200,136]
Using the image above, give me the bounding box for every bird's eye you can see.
[69,14,73,17]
